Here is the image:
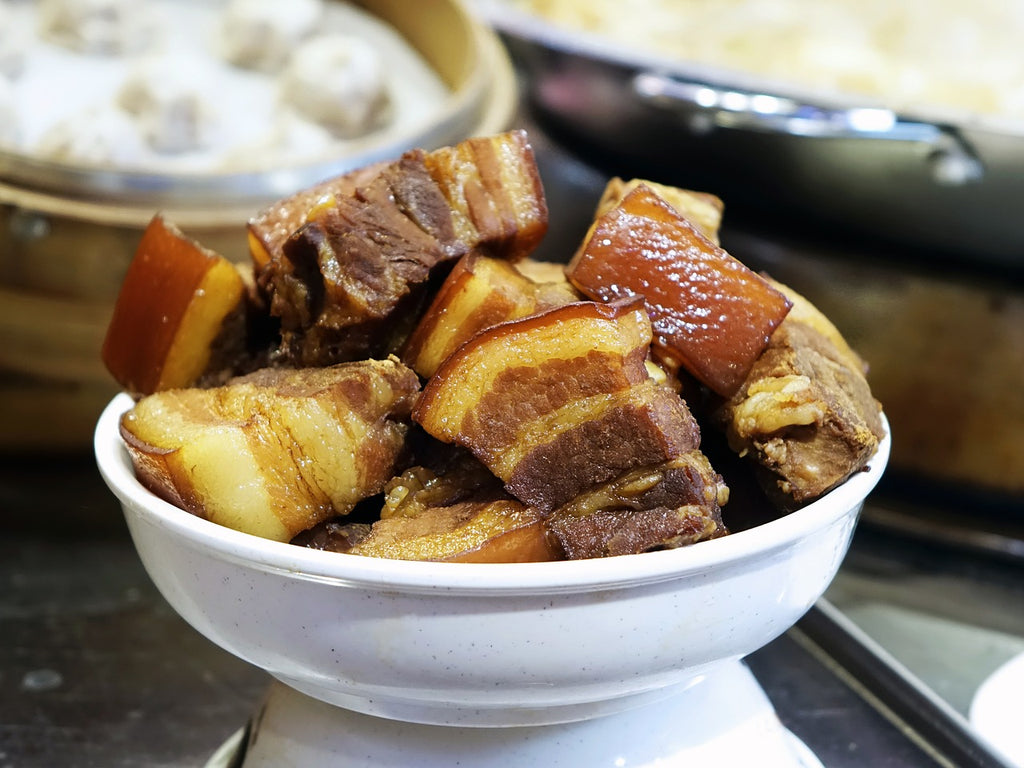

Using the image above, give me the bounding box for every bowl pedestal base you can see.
[207,660,822,767]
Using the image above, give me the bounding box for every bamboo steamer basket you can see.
[0,0,518,452]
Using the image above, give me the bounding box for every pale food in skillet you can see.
[513,0,1024,121]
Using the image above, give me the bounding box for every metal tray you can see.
[480,2,1024,268]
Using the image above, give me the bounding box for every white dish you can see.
[95,393,889,728]
[206,662,825,767]
[970,651,1024,767]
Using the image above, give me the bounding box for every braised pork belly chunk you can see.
[247,161,388,272]
[118,358,420,542]
[594,176,725,245]
[412,297,728,557]
[258,130,548,367]
[413,299,710,510]
[547,454,727,558]
[102,215,272,398]
[568,183,792,398]
[269,151,458,365]
[296,448,560,563]
[401,252,581,379]
[103,132,883,562]
[352,486,559,563]
[714,281,884,507]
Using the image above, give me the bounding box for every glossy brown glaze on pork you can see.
[714,280,884,507]
[257,130,548,367]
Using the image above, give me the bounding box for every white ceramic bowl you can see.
[95,393,889,727]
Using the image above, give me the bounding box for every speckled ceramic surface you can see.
[95,393,889,728]
[206,662,826,767]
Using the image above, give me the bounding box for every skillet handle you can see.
[632,71,985,186]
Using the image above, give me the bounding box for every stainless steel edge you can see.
[794,600,1017,768]
[630,72,986,186]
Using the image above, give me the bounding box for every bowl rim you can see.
[95,393,889,595]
